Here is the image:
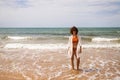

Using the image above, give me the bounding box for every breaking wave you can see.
[4,43,120,50]
[92,37,120,42]
[7,36,32,40]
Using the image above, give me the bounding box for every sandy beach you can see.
[0,47,120,80]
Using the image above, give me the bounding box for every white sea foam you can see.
[4,43,120,50]
[83,44,120,48]
[55,71,62,77]
[8,36,32,40]
[99,60,106,67]
[4,43,67,50]
[92,37,120,42]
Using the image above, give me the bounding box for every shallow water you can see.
[0,48,120,80]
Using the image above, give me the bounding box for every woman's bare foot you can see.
[77,68,83,72]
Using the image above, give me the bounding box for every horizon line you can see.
[0,26,120,28]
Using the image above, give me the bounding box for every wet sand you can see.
[0,48,120,80]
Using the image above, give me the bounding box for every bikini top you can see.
[72,36,78,43]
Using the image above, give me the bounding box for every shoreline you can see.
[0,48,120,80]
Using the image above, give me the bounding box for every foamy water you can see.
[92,37,120,42]
[1,35,120,50]
[7,36,32,40]
[4,43,66,50]
[0,48,120,80]
[4,43,120,50]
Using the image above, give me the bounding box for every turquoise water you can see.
[0,27,120,49]
[0,27,120,37]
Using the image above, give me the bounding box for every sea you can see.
[0,27,120,49]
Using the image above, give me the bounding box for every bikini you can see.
[72,36,78,51]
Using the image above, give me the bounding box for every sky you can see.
[0,0,120,28]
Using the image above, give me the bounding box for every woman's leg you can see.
[74,52,77,60]
[71,52,74,70]
[77,57,80,70]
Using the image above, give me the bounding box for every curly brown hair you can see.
[70,26,78,35]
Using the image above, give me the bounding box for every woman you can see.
[68,26,82,70]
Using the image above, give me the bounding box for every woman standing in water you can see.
[68,26,82,70]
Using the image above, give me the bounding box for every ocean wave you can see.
[117,31,120,33]
[4,43,120,49]
[83,44,120,48]
[92,37,120,42]
[7,36,32,40]
[4,43,67,50]
[82,36,92,42]
[5,36,68,40]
